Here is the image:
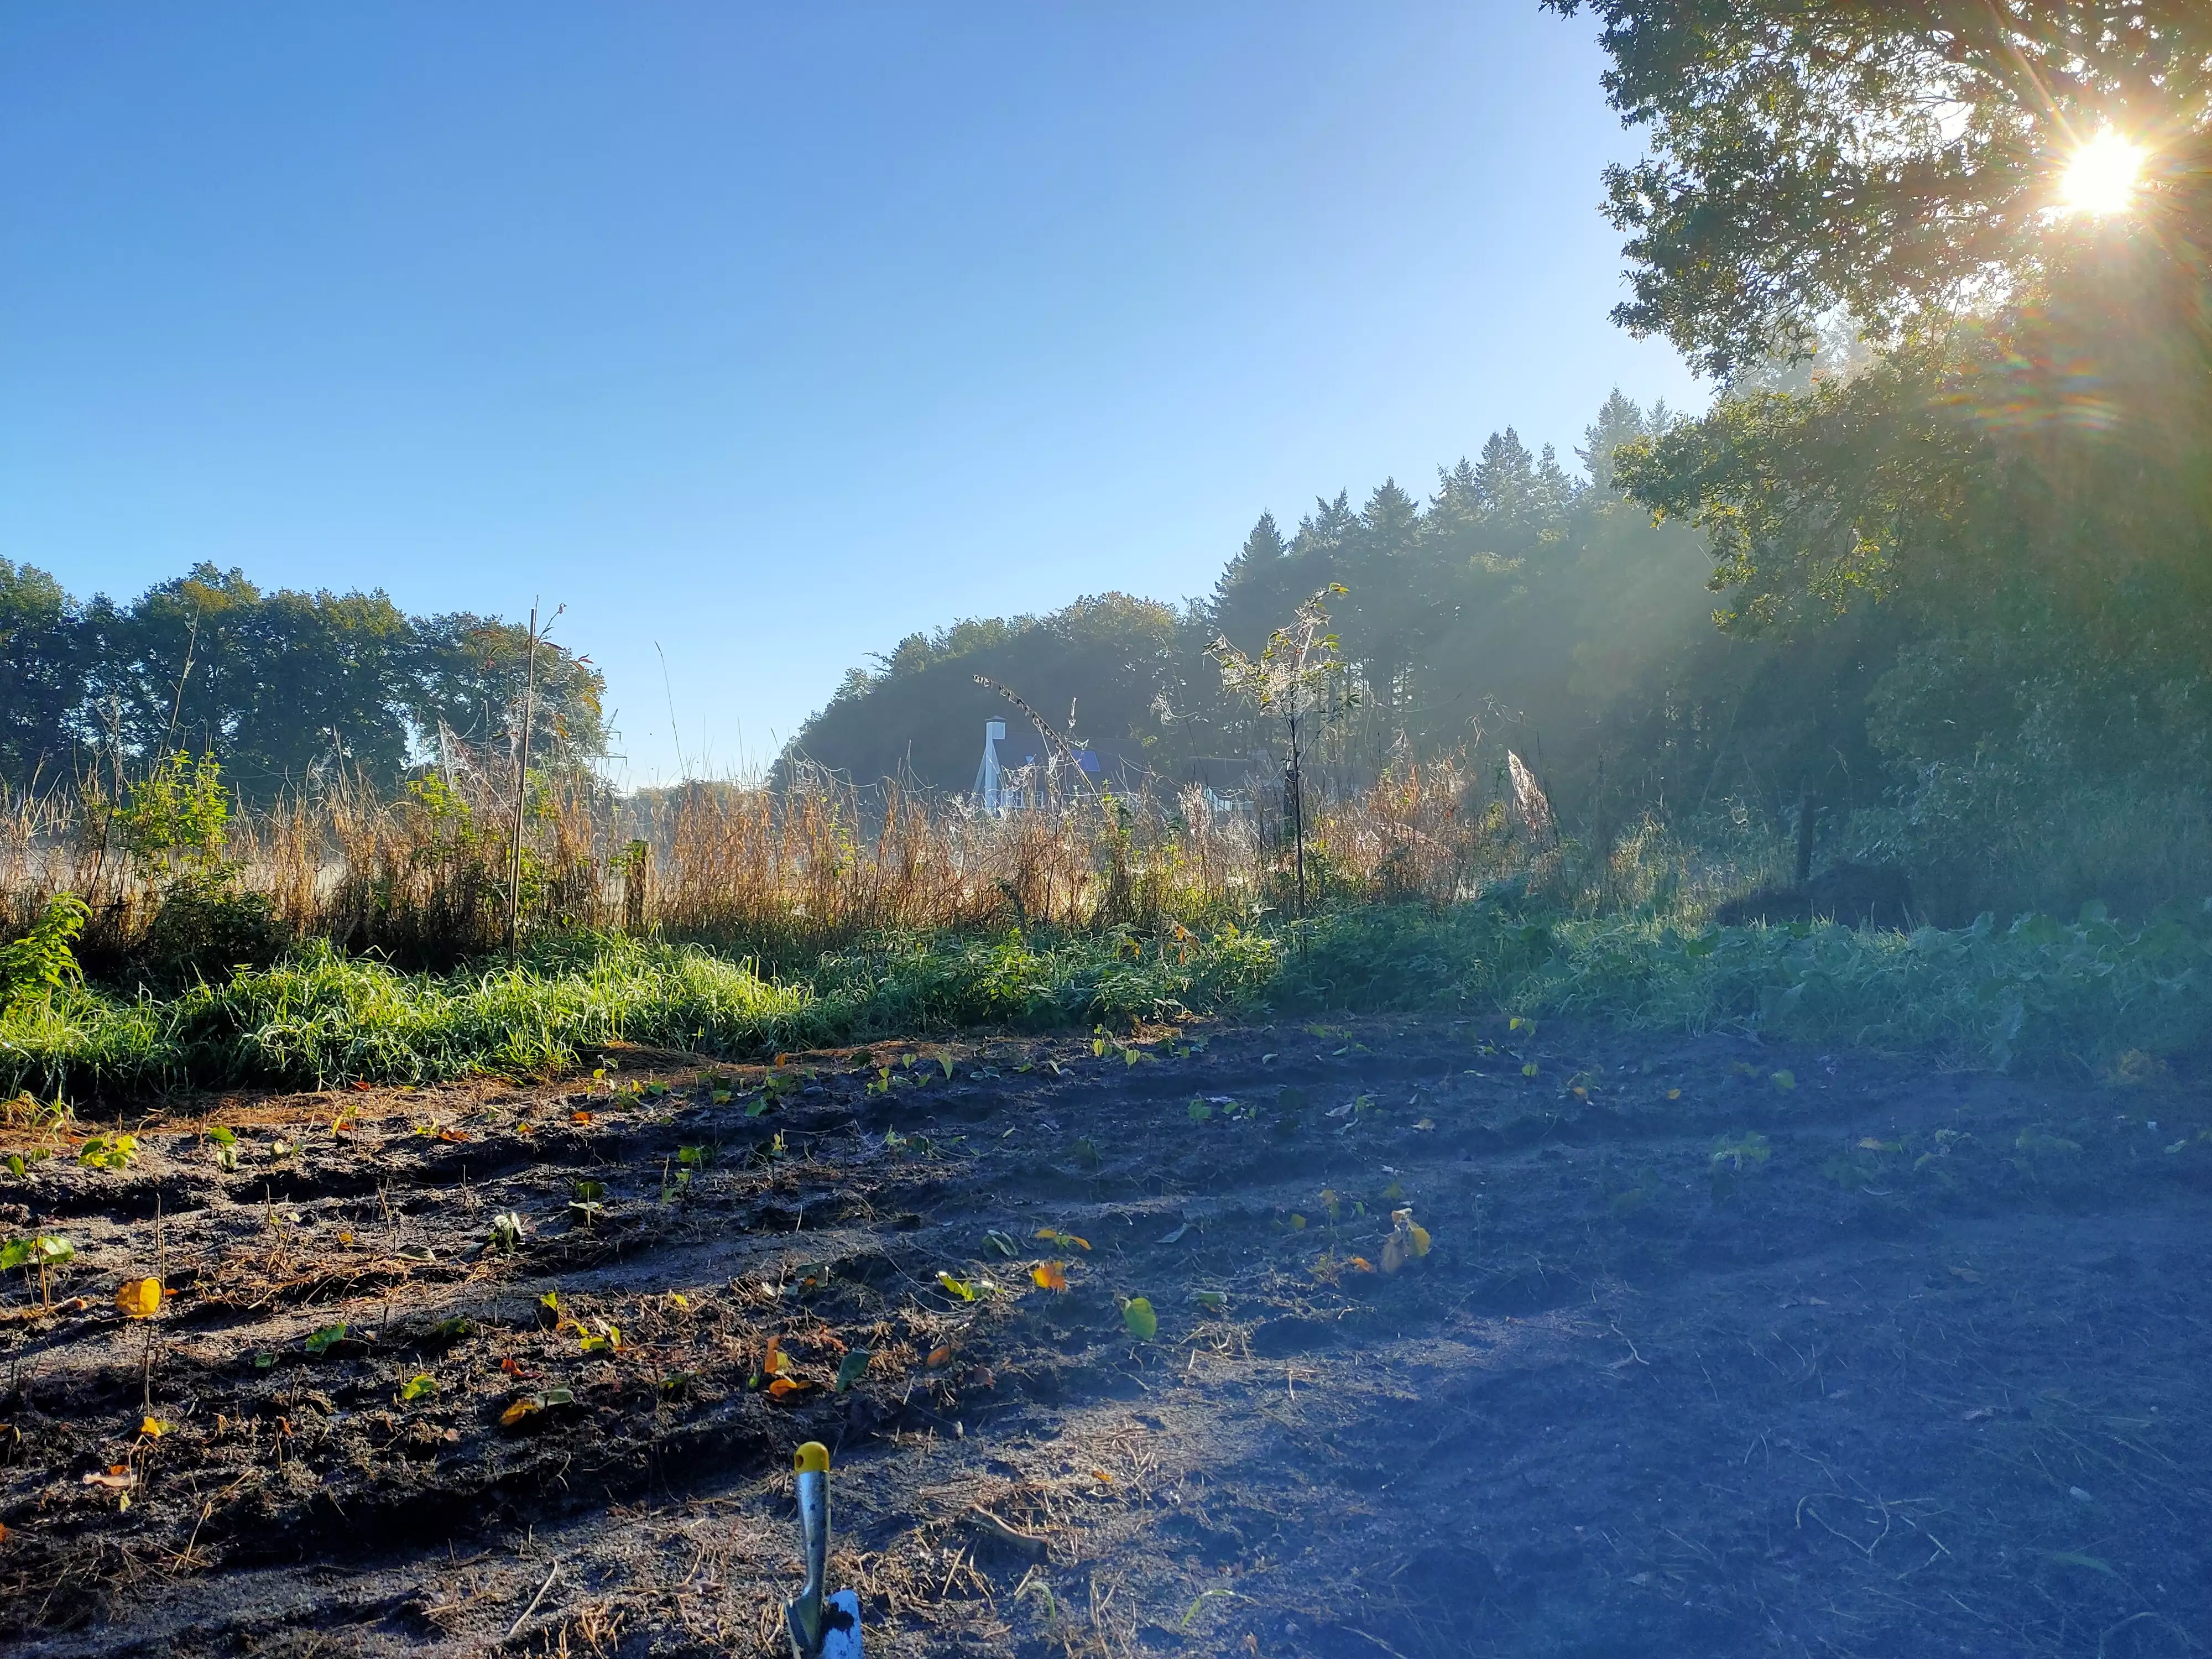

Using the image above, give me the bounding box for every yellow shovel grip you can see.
[794,1441,831,1474]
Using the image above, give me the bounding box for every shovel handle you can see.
[790,1441,832,1654]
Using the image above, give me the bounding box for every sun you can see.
[2059,130,2145,215]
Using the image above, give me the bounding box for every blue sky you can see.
[1,4,1699,784]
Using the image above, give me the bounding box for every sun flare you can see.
[2059,130,2145,215]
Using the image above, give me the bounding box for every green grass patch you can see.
[3,900,2207,1097]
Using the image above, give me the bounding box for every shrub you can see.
[138,870,291,990]
[0,891,88,1011]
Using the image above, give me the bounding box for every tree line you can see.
[787,390,1886,836]
[794,0,2212,919]
[0,561,605,797]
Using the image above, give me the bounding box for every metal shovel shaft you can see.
[787,1442,860,1658]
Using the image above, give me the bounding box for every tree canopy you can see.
[0,562,604,796]
[1546,0,2212,379]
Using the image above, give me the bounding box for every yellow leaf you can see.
[500,1399,539,1427]
[1287,1213,1307,1230]
[927,1345,954,1368]
[1032,1261,1070,1292]
[139,1415,166,1437]
[1381,1237,1405,1275]
[1408,1224,1432,1257]
[116,1278,163,1319]
[1666,1088,1681,1100]
[1345,1256,1375,1273]
[668,1292,690,1308]
[763,1337,791,1374]
[768,1375,811,1398]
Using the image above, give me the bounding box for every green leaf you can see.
[1770,1070,1797,1092]
[304,1323,348,1355]
[400,1374,437,1401]
[1121,1296,1157,1340]
[1187,1099,1213,1123]
[833,1349,873,1393]
[207,1125,237,1146]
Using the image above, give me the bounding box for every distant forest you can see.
[787,391,1884,828]
[0,561,604,796]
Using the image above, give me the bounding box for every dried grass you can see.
[0,752,1603,969]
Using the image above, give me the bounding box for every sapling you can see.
[1208,586,1355,927]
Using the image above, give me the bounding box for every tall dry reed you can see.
[0,749,1760,971]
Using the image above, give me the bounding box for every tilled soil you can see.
[2,1016,2208,1658]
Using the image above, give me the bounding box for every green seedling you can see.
[1119,1296,1158,1340]
[489,1211,526,1253]
[77,1133,140,1171]
[1711,1130,1772,1201]
[572,1179,606,1201]
[2,1233,75,1307]
[400,1374,437,1401]
[579,1321,621,1354]
[1187,1099,1213,1123]
[1710,1131,1771,1172]
[207,1124,241,1172]
[936,1271,997,1302]
[434,1316,474,1340]
[984,1229,1019,1258]
[304,1323,348,1356]
[1191,1290,1227,1313]
[938,1054,955,1079]
[833,1349,872,1393]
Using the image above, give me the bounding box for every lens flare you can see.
[2059,131,2144,216]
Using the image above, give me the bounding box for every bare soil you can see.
[3,1017,2208,1658]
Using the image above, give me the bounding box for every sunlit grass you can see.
[7,899,2209,1099]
